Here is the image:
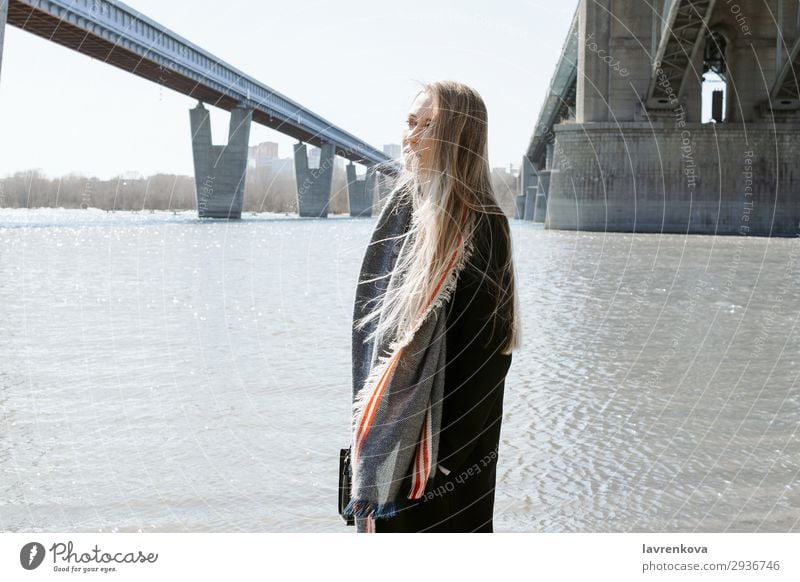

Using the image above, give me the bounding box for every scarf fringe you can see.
[343,498,399,520]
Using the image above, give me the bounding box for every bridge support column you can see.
[0,0,8,84]
[576,0,611,122]
[534,173,550,223]
[514,194,526,220]
[189,102,252,219]
[346,163,375,217]
[534,144,554,223]
[523,186,537,222]
[519,156,538,221]
[547,122,800,236]
[294,142,334,217]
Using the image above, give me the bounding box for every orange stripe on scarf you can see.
[355,349,402,454]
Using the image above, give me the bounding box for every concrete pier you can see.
[534,146,553,223]
[548,122,800,236]
[514,194,526,220]
[526,0,800,236]
[520,156,537,221]
[576,0,611,124]
[294,142,334,217]
[189,102,252,219]
[346,162,375,217]
[534,172,549,223]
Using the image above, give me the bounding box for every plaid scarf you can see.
[346,187,472,533]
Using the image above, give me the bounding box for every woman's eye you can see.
[406,119,432,130]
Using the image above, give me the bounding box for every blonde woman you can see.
[346,80,520,533]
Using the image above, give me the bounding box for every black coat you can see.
[375,212,513,533]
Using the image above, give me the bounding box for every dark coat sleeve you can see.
[437,237,513,474]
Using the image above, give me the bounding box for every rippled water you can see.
[1,208,798,532]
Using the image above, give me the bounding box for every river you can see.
[1,208,797,532]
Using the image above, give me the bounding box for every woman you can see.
[346,80,520,533]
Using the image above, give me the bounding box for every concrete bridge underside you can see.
[521,0,800,237]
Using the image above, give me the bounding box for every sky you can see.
[0,0,577,180]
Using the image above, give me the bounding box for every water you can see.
[1,208,798,532]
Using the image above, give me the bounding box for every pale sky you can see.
[0,0,577,180]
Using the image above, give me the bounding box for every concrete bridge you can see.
[0,0,397,218]
[518,0,800,237]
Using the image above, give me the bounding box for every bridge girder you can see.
[646,0,718,109]
[768,35,800,108]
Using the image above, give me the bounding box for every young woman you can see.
[346,80,520,533]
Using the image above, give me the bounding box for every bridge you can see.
[0,0,397,218]
[517,0,800,237]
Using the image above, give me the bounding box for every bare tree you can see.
[1,164,505,217]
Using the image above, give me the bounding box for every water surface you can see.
[1,208,797,532]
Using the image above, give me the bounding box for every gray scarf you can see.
[346,186,473,532]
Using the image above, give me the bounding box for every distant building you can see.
[248,141,280,168]
[257,157,294,175]
[383,143,402,160]
[491,163,517,177]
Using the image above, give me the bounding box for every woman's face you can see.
[402,91,435,174]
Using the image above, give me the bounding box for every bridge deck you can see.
[6,0,394,170]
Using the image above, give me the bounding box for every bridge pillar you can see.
[523,187,537,222]
[534,173,550,223]
[514,194,526,220]
[576,0,611,123]
[0,0,8,83]
[534,144,554,223]
[519,156,537,221]
[189,102,252,219]
[542,0,800,235]
[293,142,334,217]
[346,163,375,217]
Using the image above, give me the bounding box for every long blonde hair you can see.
[358,80,520,355]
